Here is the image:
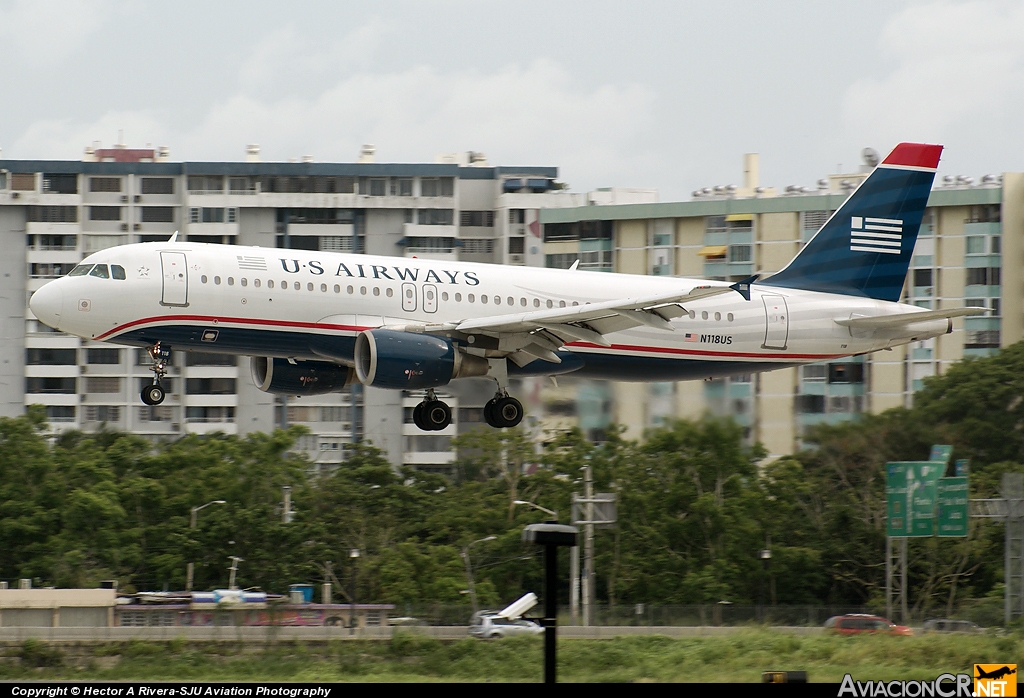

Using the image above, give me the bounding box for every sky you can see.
[1,0,1022,200]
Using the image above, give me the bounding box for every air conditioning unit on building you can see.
[120,223,129,231]
[133,223,141,231]
[11,192,19,199]
[134,195,141,203]
[121,195,129,203]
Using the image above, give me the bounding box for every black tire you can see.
[483,398,501,427]
[141,383,165,406]
[493,396,523,428]
[423,400,452,430]
[413,401,427,430]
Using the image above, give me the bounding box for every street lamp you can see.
[186,500,226,592]
[461,535,497,615]
[513,500,558,522]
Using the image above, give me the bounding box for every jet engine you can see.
[354,329,488,390]
[250,357,355,396]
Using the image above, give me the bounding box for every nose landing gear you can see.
[413,389,453,431]
[140,343,171,406]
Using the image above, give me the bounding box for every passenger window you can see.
[468,294,475,303]
[201,275,208,284]
[347,286,354,294]
[228,277,234,286]
[69,264,93,277]
[546,300,553,308]
[386,287,394,298]
[241,278,248,287]
[111,265,126,280]
[254,279,261,288]
[308,283,314,292]
[507,297,514,306]
[455,293,462,302]
[334,285,340,293]
[481,295,488,304]
[441,291,448,301]
[494,296,500,305]
[559,301,566,308]
[534,299,540,308]
[214,276,221,285]
[360,286,367,295]
[90,264,110,279]
[268,280,274,289]
[521,298,527,306]
[373,287,380,296]
[320,283,327,292]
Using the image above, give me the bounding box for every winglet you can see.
[169,231,178,243]
[730,275,758,301]
[569,259,580,271]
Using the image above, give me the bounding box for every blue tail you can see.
[759,143,942,302]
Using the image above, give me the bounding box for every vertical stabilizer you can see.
[760,143,942,302]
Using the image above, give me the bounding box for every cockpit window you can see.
[89,264,110,279]
[111,265,126,280]
[68,264,93,277]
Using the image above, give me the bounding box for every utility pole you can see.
[583,463,594,627]
[282,486,293,524]
[323,560,333,605]
[228,556,244,590]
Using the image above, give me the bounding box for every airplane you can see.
[28,142,985,432]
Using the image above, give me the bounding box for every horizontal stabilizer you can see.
[835,307,987,330]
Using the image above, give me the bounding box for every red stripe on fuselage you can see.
[98,314,847,362]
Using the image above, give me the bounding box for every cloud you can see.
[13,58,655,191]
[842,1,1024,143]
[0,0,114,62]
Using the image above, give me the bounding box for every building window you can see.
[543,223,577,241]
[580,249,611,269]
[89,177,122,193]
[420,177,454,197]
[83,406,121,422]
[85,377,121,393]
[138,406,174,422]
[967,204,1000,223]
[801,364,827,382]
[11,173,35,191]
[185,378,236,395]
[320,236,353,251]
[368,179,387,196]
[508,237,525,254]
[509,209,526,225]
[27,206,78,223]
[42,173,78,194]
[46,406,75,422]
[187,176,223,193]
[404,237,454,252]
[185,352,236,366]
[796,394,825,414]
[87,348,121,364]
[392,178,413,196]
[417,209,454,226]
[229,177,254,194]
[966,267,1001,286]
[26,348,76,365]
[461,239,493,254]
[89,206,122,221]
[26,377,76,394]
[201,208,225,223]
[828,363,864,384]
[185,406,235,423]
[141,177,174,195]
[141,207,175,223]
[460,211,495,227]
[728,245,752,263]
[546,253,577,269]
[227,207,237,223]
[913,269,933,287]
[965,330,1000,348]
[30,262,75,278]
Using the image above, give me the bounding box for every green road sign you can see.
[930,444,954,467]
[887,462,944,537]
[937,477,969,537]
[955,459,970,477]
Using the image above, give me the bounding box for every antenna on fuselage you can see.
[568,259,580,271]
[168,231,178,243]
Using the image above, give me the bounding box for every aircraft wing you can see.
[835,307,987,330]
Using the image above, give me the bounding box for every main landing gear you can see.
[413,389,453,431]
[484,391,524,428]
[140,342,171,406]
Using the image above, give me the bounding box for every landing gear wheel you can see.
[413,401,427,430]
[484,396,523,428]
[422,400,452,430]
[141,383,166,406]
[494,396,523,428]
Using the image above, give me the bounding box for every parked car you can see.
[468,610,544,639]
[921,618,982,633]
[824,614,912,636]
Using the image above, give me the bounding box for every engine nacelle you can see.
[354,329,489,390]
[250,357,354,396]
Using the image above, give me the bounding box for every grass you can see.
[1,630,1022,682]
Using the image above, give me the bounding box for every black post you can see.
[545,543,557,684]
[522,523,578,685]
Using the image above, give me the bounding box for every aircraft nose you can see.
[30,282,63,329]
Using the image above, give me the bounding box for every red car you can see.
[825,614,912,636]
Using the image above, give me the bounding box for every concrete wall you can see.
[1002,173,1024,347]
[0,207,27,417]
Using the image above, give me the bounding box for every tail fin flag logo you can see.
[851,216,904,255]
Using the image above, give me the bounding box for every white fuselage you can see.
[30,242,950,382]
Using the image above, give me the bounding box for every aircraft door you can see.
[160,251,188,306]
[762,294,789,349]
[401,282,417,312]
[422,284,438,313]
